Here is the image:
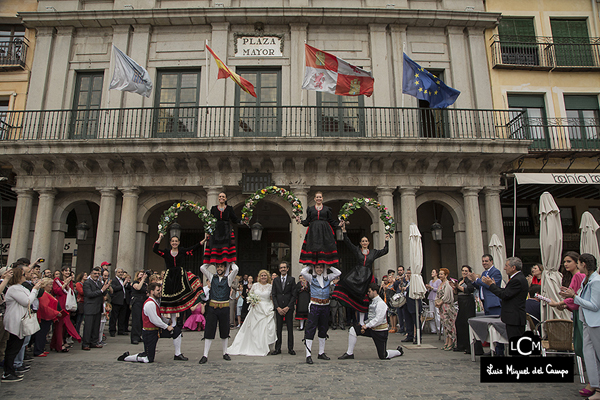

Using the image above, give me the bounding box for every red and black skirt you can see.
[204,222,236,264]
[299,220,339,265]
[160,269,204,314]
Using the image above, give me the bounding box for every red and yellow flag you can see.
[206,44,257,98]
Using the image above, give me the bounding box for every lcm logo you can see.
[508,331,542,356]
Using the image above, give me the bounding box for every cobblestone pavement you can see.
[0,327,582,399]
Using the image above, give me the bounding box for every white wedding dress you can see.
[227,283,277,356]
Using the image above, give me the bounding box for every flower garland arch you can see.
[241,186,304,224]
[338,197,396,236]
[158,201,216,235]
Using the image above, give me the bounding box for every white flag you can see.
[109,45,153,98]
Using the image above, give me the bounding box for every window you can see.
[508,94,549,149]
[71,72,103,139]
[551,19,594,67]
[317,92,364,137]
[498,18,539,66]
[0,25,26,66]
[502,206,534,235]
[154,70,200,137]
[418,69,448,138]
[564,95,599,149]
[560,207,578,233]
[235,69,281,137]
[0,97,8,140]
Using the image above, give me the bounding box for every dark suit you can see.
[473,266,502,315]
[82,278,105,347]
[110,277,128,335]
[272,275,297,352]
[487,271,529,341]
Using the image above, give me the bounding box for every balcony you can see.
[511,117,600,151]
[0,106,527,142]
[0,37,29,70]
[491,35,600,71]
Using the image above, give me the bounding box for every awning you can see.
[502,174,600,201]
[514,173,600,185]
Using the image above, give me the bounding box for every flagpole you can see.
[300,41,306,107]
[205,40,209,111]
[401,43,406,108]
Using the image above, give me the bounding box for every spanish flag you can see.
[206,44,257,98]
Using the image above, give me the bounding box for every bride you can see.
[227,270,277,356]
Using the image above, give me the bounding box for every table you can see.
[468,315,508,362]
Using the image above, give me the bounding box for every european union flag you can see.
[402,53,460,108]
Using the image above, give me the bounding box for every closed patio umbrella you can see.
[488,234,506,286]
[580,211,600,262]
[408,224,427,345]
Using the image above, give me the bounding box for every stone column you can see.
[44,27,75,111]
[135,222,149,270]
[375,187,397,278]
[290,185,310,273]
[290,24,308,107]
[30,189,57,263]
[7,189,35,265]
[26,27,54,111]
[205,186,225,208]
[116,188,140,275]
[462,187,484,274]
[94,188,118,268]
[209,23,230,107]
[390,24,407,108]
[49,221,68,271]
[466,27,493,110]
[399,186,419,269]
[369,24,392,107]
[484,186,507,279]
[446,26,473,109]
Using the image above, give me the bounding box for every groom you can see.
[271,261,297,355]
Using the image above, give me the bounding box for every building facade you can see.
[0,0,529,279]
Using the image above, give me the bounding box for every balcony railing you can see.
[0,37,28,69]
[491,35,600,70]
[0,106,528,142]
[517,117,600,151]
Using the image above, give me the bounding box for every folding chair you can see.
[537,319,585,384]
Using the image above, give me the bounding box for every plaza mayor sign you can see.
[235,34,283,57]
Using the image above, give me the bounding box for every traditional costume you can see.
[204,205,239,264]
[199,262,239,363]
[299,205,339,266]
[153,241,204,314]
[339,293,404,360]
[333,232,388,313]
[301,265,341,364]
[118,296,185,363]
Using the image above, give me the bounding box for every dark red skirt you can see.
[204,231,237,263]
[160,270,204,314]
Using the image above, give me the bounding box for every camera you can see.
[144,270,153,278]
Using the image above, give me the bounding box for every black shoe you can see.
[15,365,30,373]
[109,333,116,337]
[2,373,23,382]
[131,341,139,345]
[306,356,313,364]
[317,353,330,360]
[117,352,129,361]
[401,337,413,342]
[397,346,405,356]
[338,353,354,360]
[453,347,464,352]
[270,349,281,355]
[332,326,337,330]
[199,356,208,364]
[174,354,188,361]
[223,354,231,361]
[288,349,296,355]
[23,354,33,361]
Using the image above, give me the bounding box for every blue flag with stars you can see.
[402,53,460,108]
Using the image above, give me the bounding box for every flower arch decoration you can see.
[338,197,396,237]
[241,186,304,224]
[158,201,217,235]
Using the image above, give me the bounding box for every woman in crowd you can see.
[34,278,61,357]
[74,272,87,335]
[227,270,276,356]
[296,192,340,267]
[426,269,441,335]
[2,267,41,382]
[204,192,240,264]
[183,299,206,331]
[295,274,310,330]
[53,270,61,279]
[153,232,207,315]
[241,275,253,322]
[451,265,476,353]
[52,266,81,352]
[527,263,543,286]
[436,268,456,351]
[130,270,148,345]
[333,220,389,320]
[560,253,600,400]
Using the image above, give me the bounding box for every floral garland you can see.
[158,201,217,235]
[241,186,303,224]
[338,197,396,236]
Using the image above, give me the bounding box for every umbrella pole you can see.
[416,302,421,346]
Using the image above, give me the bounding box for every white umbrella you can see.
[488,234,506,286]
[539,192,570,321]
[580,211,600,262]
[408,224,427,345]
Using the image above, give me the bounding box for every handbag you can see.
[21,302,40,336]
[65,288,78,312]
[390,292,406,308]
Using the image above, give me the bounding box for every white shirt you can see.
[300,266,341,288]
[365,295,388,330]
[200,263,239,287]
[143,297,169,329]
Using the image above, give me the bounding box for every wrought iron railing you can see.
[517,117,600,151]
[491,35,600,69]
[0,106,528,142]
[0,37,28,68]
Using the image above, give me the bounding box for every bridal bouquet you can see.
[247,293,261,307]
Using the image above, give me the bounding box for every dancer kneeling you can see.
[339,283,404,360]
[117,282,187,363]
[301,264,341,364]
[199,261,239,364]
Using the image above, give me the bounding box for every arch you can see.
[308,190,379,224]
[230,192,296,221]
[138,191,205,224]
[53,191,101,224]
[415,191,465,229]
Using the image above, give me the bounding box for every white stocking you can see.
[203,339,212,358]
[359,312,365,325]
[347,327,358,355]
[173,336,182,356]
[170,314,177,327]
[300,320,305,329]
[124,353,149,363]
[222,338,228,355]
[305,339,313,357]
[386,349,402,359]
[318,337,326,355]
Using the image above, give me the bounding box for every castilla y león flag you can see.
[206,43,256,98]
[302,44,374,97]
